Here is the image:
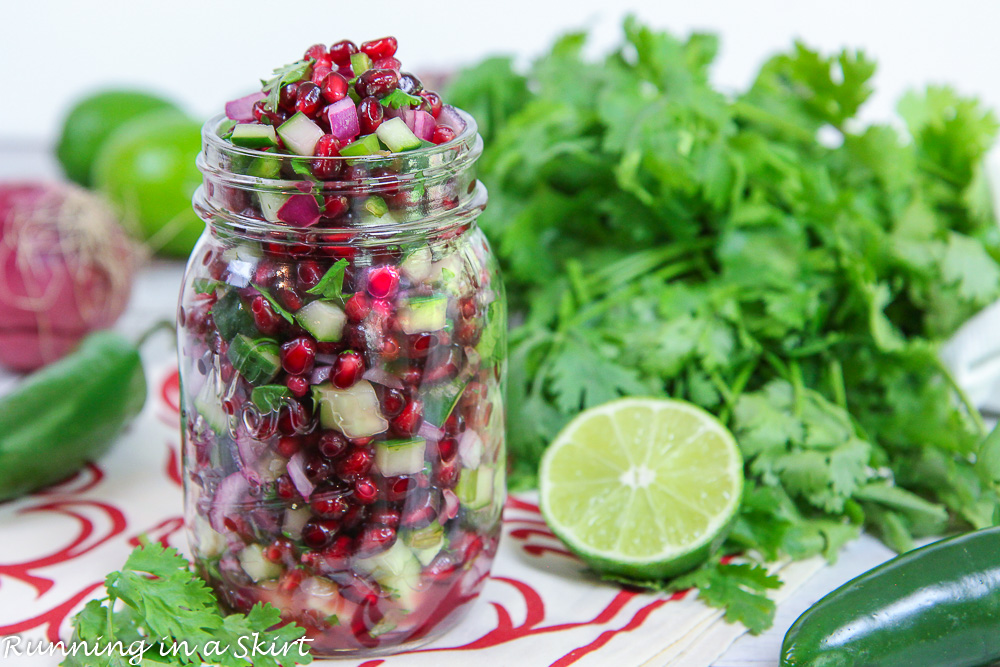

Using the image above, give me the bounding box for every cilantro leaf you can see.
[306,259,349,301]
[252,283,295,323]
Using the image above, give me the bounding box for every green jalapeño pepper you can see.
[0,330,146,501]
[782,526,1000,667]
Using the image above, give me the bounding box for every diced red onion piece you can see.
[442,489,460,520]
[287,451,315,500]
[210,472,250,532]
[402,110,436,141]
[436,105,465,132]
[418,420,444,442]
[277,194,321,227]
[459,429,484,468]
[225,92,265,121]
[310,364,333,384]
[325,98,360,143]
[362,367,405,390]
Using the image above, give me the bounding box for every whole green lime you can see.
[56,90,180,187]
[93,109,205,258]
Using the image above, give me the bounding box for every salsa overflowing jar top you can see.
[179,36,506,658]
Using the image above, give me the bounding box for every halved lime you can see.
[539,397,744,580]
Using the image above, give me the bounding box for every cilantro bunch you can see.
[448,17,1000,626]
[62,543,312,667]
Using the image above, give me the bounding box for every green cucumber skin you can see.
[781,527,1000,667]
[0,332,146,501]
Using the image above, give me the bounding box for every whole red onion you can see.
[0,182,136,371]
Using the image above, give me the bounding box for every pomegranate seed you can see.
[325,534,354,560]
[279,82,301,112]
[437,437,458,462]
[370,298,392,320]
[355,524,396,558]
[336,447,373,479]
[343,502,369,530]
[279,567,305,593]
[375,57,403,72]
[401,489,440,529]
[318,431,348,459]
[345,323,368,352]
[424,346,460,383]
[381,337,400,361]
[322,195,349,219]
[311,493,350,519]
[456,319,482,346]
[425,552,459,582]
[370,507,401,529]
[276,435,300,458]
[398,72,423,94]
[380,387,406,417]
[253,99,288,126]
[251,295,283,335]
[302,519,339,549]
[358,97,384,135]
[304,43,328,61]
[356,69,399,98]
[434,457,461,488]
[296,260,324,291]
[311,65,332,86]
[305,457,333,483]
[295,81,322,116]
[386,476,417,502]
[337,64,355,79]
[350,436,374,448]
[332,350,365,388]
[454,533,485,564]
[353,476,378,504]
[419,91,443,118]
[344,293,370,322]
[279,399,311,434]
[286,375,310,397]
[276,474,296,499]
[392,399,424,437]
[432,125,456,145]
[320,72,349,103]
[277,285,303,311]
[315,341,343,355]
[329,40,358,66]
[367,266,399,298]
[264,539,290,563]
[459,297,477,318]
[360,36,398,60]
[409,332,438,358]
[444,413,465,435]
[280,336,316,375]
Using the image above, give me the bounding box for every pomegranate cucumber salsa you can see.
[178,37,506,655]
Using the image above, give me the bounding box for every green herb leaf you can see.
[306,259,349,300]
[251,384,293,413]
[381,89,424,109]
[252,283,295,323]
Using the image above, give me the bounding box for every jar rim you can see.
[201,108,480,165]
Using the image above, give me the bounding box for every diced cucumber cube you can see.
[282,506,312,540]
[376,117,422,152]
[313,380,388,438]
[193,515,227,558]
[295,300,346,342]
[400,246,433,283]
[277,112,324,156]
[228,334,281,385]
[239,544,282,582]
[231,123,279,148]
[339,132,383,157]
[351,52,372,76]
[211,290,258,340]
[398,295,448,334]
[456,466,494,510]
[248,155,281,179]
[355,541,422,609]
[193,373,228,434]
[258,192,288,222]
[403,522,445,566]
[364,196,388,218]
[375,437,427,476]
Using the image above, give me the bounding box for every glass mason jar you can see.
[177,110,506,656]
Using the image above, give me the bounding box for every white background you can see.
[3,0,1000,145]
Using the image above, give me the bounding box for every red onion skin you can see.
[0,183,134,371]
[225,92,266,122]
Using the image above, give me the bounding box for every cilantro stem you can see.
[932,355,988,437]
[732,100,817,144]
[789,360,805,418]
[829,358,848,410]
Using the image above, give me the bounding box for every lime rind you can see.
[539,397,744,580]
